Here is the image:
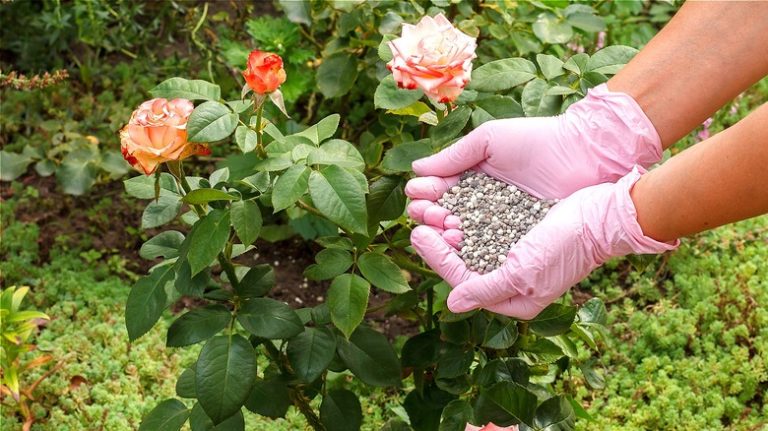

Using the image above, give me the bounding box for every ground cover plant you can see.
[1,1,766,430]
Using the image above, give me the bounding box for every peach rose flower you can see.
[120,98,210,175]
[387,13,477,103]
[243,50,287,95]
[465,423,518,431]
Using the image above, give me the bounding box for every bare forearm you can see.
[608,1,768,148]
[631,103,768,242]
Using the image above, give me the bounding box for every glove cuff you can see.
[609,166,680,256]
[566,84,663,178]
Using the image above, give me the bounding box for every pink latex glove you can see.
[405,84,661,234]
[410,168,678,319]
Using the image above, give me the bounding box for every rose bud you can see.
[243,50,287,95]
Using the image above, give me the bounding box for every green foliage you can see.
[574,216,768,430]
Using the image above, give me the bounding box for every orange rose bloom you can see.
[119,98,210,175]
[242,50,287,95]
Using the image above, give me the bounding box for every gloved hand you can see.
[410,168,678,319]
[405,83,662,233]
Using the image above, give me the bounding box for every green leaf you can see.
[431,106,471,145]
[467,357,513,386]
[469,58,536,92]
[436,345,474,379]
[566,12,606,33]
[320,389,363,431]
[235,126,258,153]
[279,0,311,25]
[366,176,406,226]
[237,298,303,339]
[403,386,455,431]
[124,173,177,199]
[187,101,238,143]
[189,403,245,431]
[357,252,410,294]
[587,45,638,74]
[532,396,576,431]
[440,399,474,431]
[521,78,561,117]
[545,86,578,96]
[126,266,175,341]
[532,13,573,44]
[317,53,358,98]
[142,195,182,229]
[401,330,441,369]
[304,248,354,281]
[374,75,423,110]
[529,303,577,336]
[474,96,524,120]
[471,107,495,128]
[473,382,537,427]
[230,200,261,246]
[0,150,33,181]
[183,188,237,205]
[578,298,607,325]
[308,166,368,234]
[139,399,189,431]
[537,54,566,80]
[381,140,433,173]
[337,325,401,387]
[195,335,257,424]
[167,304,231,347]
[187,209,231,276]
[296,114,341,145]
[563,53,590,76]
[378,34,395,62]
[57,148,99,195]
[244,378,291,419]
[579,363,605,389]
[307,139,365,170]
[174,260,209,297]
[287,327,337,383]
[236,265,275,298]
[140,231,185,260]
[328,274,370,338]
[388,101,432,117]
[272,166,310,212]
[482,317,519,349]
[150,78,221,101]
[176,368,196,398]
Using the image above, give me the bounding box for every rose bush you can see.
[119,5,643,431]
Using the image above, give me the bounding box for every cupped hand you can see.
[410,168,678,320]
[405,84,662,232]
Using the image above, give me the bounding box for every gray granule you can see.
[441,172,558,274]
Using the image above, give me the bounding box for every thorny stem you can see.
[263,341,325,431]
[392,251,437,278]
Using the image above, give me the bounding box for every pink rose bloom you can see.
[465,423,518,431]
[120,98,210,175]
[386,13,477,103]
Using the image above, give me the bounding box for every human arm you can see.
[413,103,768,318]
[406,1,768,231]
[608,1,768,148]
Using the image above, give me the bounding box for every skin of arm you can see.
[608,1,768,149]
[631,102,768,242]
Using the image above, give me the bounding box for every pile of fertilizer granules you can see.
[438,172,558,274]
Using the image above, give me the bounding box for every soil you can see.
[3,174,419,338]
